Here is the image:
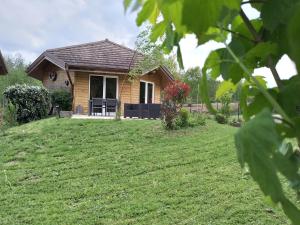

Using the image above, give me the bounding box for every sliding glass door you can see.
[90,75,118,114]
[106,77,117,99]
[140,81,154,103]
[90,76,104,99]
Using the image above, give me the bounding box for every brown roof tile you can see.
[28,39,142,73]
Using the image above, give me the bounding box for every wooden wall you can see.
[41,64,74,92]
[73,70,169,115]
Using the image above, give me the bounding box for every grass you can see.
[0,118,293,224]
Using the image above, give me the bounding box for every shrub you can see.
[189,113,206,127]
[161,99,178,129]
[161,80,190,129]
[51,89,72,111]
[215,113,228,124]
[176,108,189,128]
[229,117,243,127]
[218,92,232,118]
[0,103,18,132]
[3,84,51,123]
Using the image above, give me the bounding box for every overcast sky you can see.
[0,0,296,87]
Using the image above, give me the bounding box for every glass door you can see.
[140,81,154,103]
[105,77,117,99]
[90,75,118,115]
[90,76,103,99]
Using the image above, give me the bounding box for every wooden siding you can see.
[73,70,170,114]
[41,64,74,92]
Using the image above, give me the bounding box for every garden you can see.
[1,0,300,224]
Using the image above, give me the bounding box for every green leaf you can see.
[182,0,241,36]
[288,3,300,72]
[176,45,184,69]
[261,0,299,32]
[198,27,227,45]
[200,70,217,114]
[235,109,283,202]
[203,50,222,80]
[123,0,133,12]
[247,90,276,117]
[162,23,175,52]
[278,76,300,118]
[245,42,278,67]
[216,80,236,99]
[136,0,156,26]
[150,21,167,42]
[160,0,184,32]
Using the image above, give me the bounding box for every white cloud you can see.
[0,1,296,87]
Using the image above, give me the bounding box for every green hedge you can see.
[51,89,72,111]
[3,84,51,123]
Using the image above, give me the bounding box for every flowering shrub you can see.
[163,80,190,106]
[161,80,190,129]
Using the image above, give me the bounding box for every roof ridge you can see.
[104,39,136,53]
[45,39,137,53]
[46,40,107,52]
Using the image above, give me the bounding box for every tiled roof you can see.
[27,39,143,73]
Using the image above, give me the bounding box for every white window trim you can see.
[140,80,155,104]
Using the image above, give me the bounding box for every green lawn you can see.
[0,118,292,224]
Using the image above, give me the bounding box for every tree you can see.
[182,67,220,103]
[0,54,41,104]
[125,0,300,223]
[129,26,180,79]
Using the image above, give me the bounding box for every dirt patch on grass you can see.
[16,151,26,159]
[4,160,20,167]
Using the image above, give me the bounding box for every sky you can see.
[0,0,296,87]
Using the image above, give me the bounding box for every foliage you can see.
[129,26,180,80]
[175,108,189,128]
[218,92,232,118]
[188,112,206,127]
[182,66,220,103]
[125,0,300,223]
[0,103,18,132]
[50,89,72,111]
[3,84,50,123]
[164,80,190,105]
[0,54,41,104]
[229,117,242,127]
[215,113,228,125]
[161,80,190,129]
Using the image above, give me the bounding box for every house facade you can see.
[27,39,174,115]
[0,51,8,75]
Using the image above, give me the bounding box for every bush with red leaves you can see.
[161,81,190,129]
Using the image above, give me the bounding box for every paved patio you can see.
[71,115,141,120]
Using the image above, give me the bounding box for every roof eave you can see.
[0,51,8,75]
[26,52,66,76]
[142,65,175,81]
[68,64,130,73]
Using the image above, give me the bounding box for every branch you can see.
[216,25,255,43]
[241,0,266,5]
[239,9,283,88]
[240,9,262,42]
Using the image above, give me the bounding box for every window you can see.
[89,75,118,100]
[140,81,154,103]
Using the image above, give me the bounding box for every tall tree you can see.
[129,26,180,79]
[125,0,300,223]
[182,67,220,103]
